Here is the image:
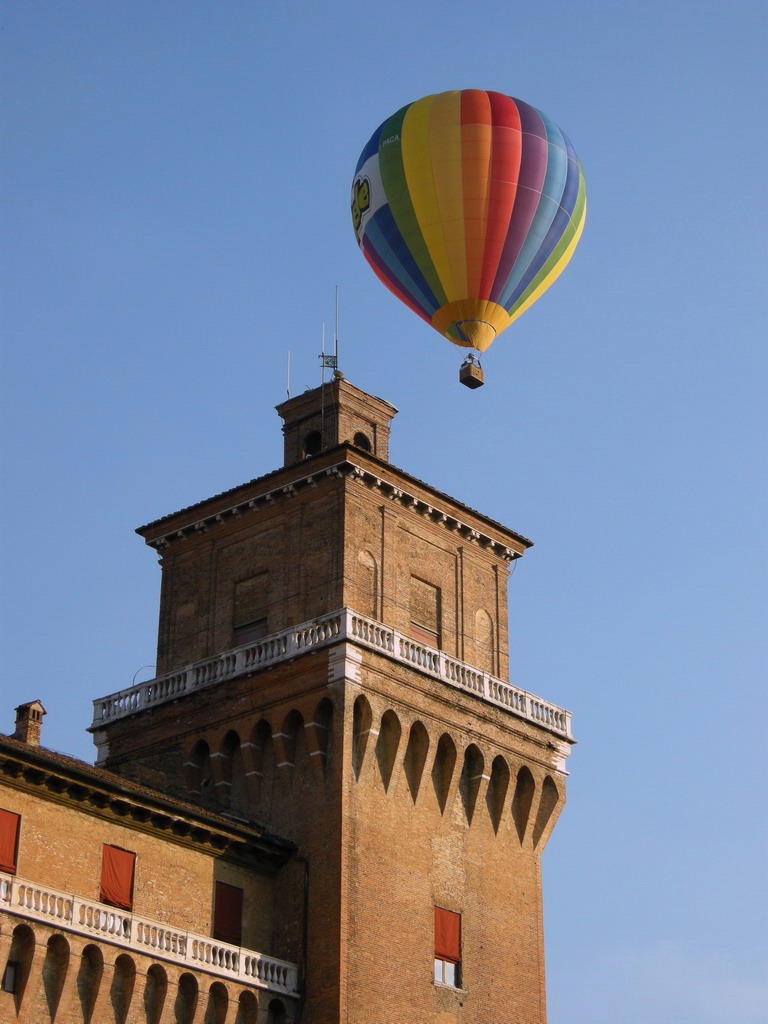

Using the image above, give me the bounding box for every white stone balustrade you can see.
[92,608,572,740]
[0,871,299,995]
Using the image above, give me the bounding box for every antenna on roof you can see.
[319,324,334,384]
[318,291,339,379]
[334,285,339,370]
[287,349,292,399]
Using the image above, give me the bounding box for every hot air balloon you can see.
[351,90,586,387]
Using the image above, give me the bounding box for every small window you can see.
[100,845,136,910]
[302,430,322,457]
[1,961,18,993]
[0,808,21,874]
[213,881,243,945]
[353,431,371,451]
[434,906,461,988]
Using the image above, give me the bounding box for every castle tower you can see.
[90,376,573,1023]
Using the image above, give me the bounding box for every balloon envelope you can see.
[352,90,586,352]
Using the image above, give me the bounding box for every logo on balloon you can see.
[351,175,371,240]
[351,90,586,362]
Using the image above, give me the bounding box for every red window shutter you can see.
[213,881,243,946]
[100,845,136,910]
[434,906,461,963]
[0,809,21,873]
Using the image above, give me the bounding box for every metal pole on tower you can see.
[334,285,339,367]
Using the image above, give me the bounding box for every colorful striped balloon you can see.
[351,90,586,353]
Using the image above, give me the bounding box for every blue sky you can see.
[2,2,766,1020]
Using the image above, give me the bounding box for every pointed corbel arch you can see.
[305,697,334,777]
[486,755,510,833]
[204,981,229,1024]
[42,933,70,1021]
[512,765,536,845]
[143,963,168,1024]
[174,973,198,1024]
[351,694,374,780]
[432,733,457,814]
[219,730,248,813]
[110,953,136,1024]
[185,740,216,808]
[375,710,402,792]
[76,943,104,1024]
[403,721,430,803]
[459,744,486,824]
[212,730,239,808]
[273,710,305,786]
[237,989,259,1024]
[532,775,562,849]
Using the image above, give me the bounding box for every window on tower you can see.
[233,573,269,646]
[410,576,442,648]
[434,906,461,988]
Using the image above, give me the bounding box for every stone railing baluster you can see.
[92,607,572,740]
[0,870,299,995]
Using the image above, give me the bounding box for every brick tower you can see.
[90,376,573,1023]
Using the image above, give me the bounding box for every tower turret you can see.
[89,378,573,1023]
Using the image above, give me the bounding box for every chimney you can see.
[13,700,46,746]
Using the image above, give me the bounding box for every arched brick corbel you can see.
[351,694,375,781]
[459,744,487,825]
[511,764,536,846]
[486,755,511,834]
[431,733,458,815]
[80,948,117,1024]
[272,711,304,789]
[244,721,273,805]
[531,775,563,850]
[304,698,334,778]
[375,709,403,795]
[207,743,232,806]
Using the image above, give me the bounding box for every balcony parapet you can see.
[0,871,299,996]
[91,608,572,741]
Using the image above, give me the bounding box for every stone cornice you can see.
[142,454,529,561]
[0,737,293,869]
